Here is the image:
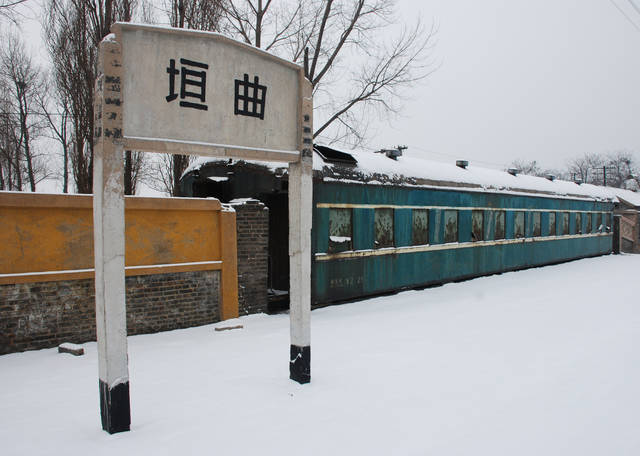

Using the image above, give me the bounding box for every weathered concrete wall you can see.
[232,199,269,315]
[0,270,220,355]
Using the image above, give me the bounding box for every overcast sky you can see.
[369,0,640,170]
[9,0,640,175]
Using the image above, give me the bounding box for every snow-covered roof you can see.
[321,147,616,201]
[185,145,640,203]
[608,186,640,207]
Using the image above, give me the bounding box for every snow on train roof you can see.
[326,147,612,200]
[185,146,640,203]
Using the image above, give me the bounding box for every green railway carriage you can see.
[312,180,613,303]
[181,145,615,306]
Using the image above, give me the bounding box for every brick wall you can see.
[0,197,270,356]
[232,199,269,315]
[0,270,220,355]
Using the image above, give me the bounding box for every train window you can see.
[514,211,525,238]
[444,210,458,243]
[532,212,541,237]
[495,210,505,240]
[575,212,582,234]
[606,213,612,232]
[471,210,484,241]
[549,212,556,236]
[596,213,603,232]
[328,208,352,253]
[586,213,592,234]
[374,208,394,248]
[563,212,570,235]
[412,209,429,245]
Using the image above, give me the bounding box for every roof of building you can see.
[184,144,640,204]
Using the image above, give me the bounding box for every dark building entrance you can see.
[182,160,290,310]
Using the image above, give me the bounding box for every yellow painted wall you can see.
[0,191,238,319]
[0,192,224,273]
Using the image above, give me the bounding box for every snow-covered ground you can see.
[2,255,639,455]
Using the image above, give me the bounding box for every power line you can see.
[627,0,640,17]
[406,144,509,170]
[0,111,70,117]
[609,0,640,32]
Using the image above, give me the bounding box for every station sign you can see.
[114,23,305,162]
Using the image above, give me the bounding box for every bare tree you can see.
[221,0,436,146]
[507,159,568,180]
[123,149,147,194]
[46,0,96,193]
[138,0,157,23]
[508,159,544,177]
[0,79,20,190]
[147,153,179,196]
[0,0,28,24]
[566,152,604,184]
[604,150,638,188]
[44,0,138,193]
[36,72,72,192]
[166,0,224,30]
[0,34,47,191]
[561,151,640,188]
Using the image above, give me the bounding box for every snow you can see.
[184,155,288,176]
[320,147,617,201]
[329,235,351,243]
[207,176,229,182]
[1,255,639,455]
[102,33,117,43]
[186,146,640,203]
[58,343,84,351]
[608,186,640,207]
[228,198,262,205]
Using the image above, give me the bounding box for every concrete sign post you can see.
[288,72,313,383]
[94,37,130,434]
[93,23,313,434]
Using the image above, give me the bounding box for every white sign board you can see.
[93,23,313,435]
[115,23,304,162]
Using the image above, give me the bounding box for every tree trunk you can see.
[172,154,188,196]
[23,130,35,191]
[14,147,22,190]
[179,0,185,27]
[74,134,92,194]
[20,101,36,192]
[255,0,263,48]
[62,115,69,193]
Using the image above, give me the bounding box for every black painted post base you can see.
[290,345,310,384]
[99,380,131,434]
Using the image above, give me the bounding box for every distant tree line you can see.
[1,0,435,195]
[509,150,640,191]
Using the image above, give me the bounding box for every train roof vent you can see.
[456,160,468,169]
[314,145,358,166]
[375,145,407,161]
